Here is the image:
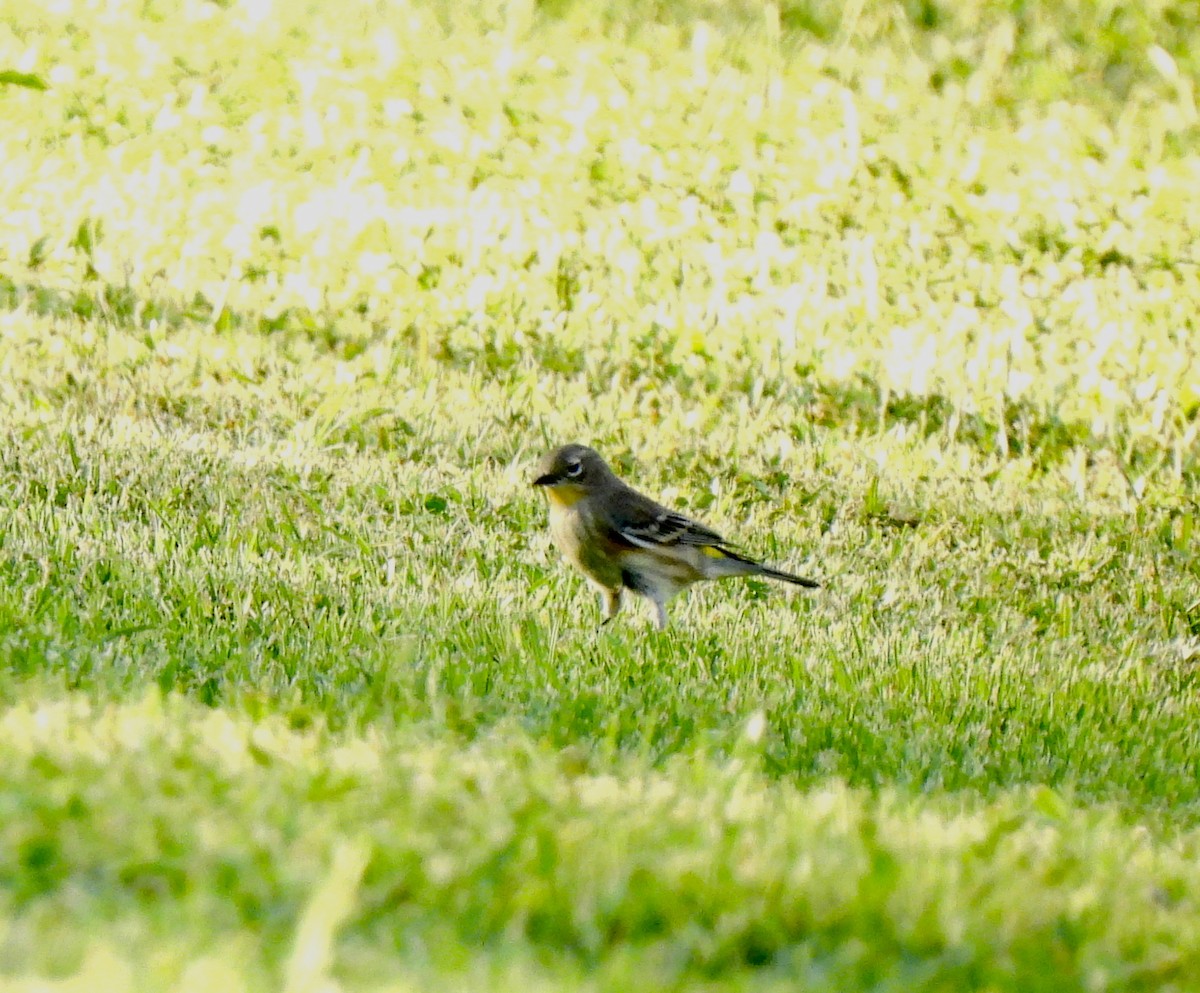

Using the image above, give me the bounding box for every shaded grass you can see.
[3,0,1200,988]
[3,694,1200,991]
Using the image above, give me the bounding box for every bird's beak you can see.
[532,472,558,487]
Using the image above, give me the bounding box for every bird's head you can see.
[532,444,612,505]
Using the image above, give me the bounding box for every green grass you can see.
[3,0,1200,989]
[4,695,1200,991]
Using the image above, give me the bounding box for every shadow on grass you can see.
[0,265,384,360]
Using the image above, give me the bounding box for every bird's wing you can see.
[606,488,728,549]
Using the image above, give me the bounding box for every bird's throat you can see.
[545,484,587,507]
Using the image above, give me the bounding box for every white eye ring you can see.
[565,461,583,478]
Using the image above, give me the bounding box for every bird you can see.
[532,443,819,629]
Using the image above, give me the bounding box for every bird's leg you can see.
[599,587,621,626]
[651,598,668,631]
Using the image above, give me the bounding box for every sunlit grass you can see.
[1,0,1200,989]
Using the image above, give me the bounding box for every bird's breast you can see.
[545,497,623,588]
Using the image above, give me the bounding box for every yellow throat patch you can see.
[544,484,586,507]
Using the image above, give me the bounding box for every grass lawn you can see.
[2,0,1200,989]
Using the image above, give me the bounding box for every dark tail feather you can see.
[758,565,820,588]
[719,547,820,588]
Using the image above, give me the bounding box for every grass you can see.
[2,0,1200,989]
[5,695,1200,991]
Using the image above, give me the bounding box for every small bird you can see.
[532,443,819,629]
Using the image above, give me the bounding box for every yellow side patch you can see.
[701,545,728,558]
[545,485,586,507]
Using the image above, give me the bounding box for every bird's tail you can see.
[756,564,820,588]
[703,546,820,588]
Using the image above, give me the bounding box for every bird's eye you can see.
[565,460,583,478]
